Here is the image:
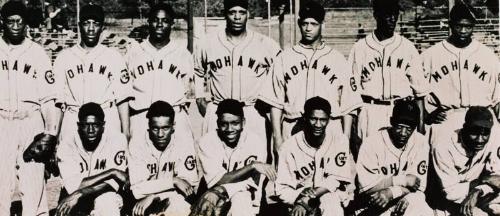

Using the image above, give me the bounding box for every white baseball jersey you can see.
[356,128,430,193]
[260,43,362,120]
[422,39,500,111]
[125,39,194,109]
[275,129,353,204]
[196,130,267,207]
[0,38,56,216]
[348,33,429,100]
[432,126,500,203]
[128,131,198,199]
[57,130,128,194]
[193,29,281,104]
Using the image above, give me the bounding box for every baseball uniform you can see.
[193,29,281,139]
[196,129,268,216]
[260,42,362,140]
[356,128,433,215]
[0,38,56,216]
[348,33,429,139]
[422,40,500,144]
[125,39,194,140]
[275,129,354,215]
[54,44,132,137]
[57,129,128,215]
[128,131,198,216]
[431,126,500,209]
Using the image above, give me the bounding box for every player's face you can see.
[389,123,415,148]
[303,109,330,138]
[462,126,490,152]
[217,113,245,146]
[374,11,398,34]
[225,6,248,34]
[78,115,105,151]
[449,19,474,46]
[299,18,322,44]
[148,116,175,151]
[148,9,173,44]
[79,19,103,48]
[3,15,26,44]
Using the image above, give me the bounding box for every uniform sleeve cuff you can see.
[105,179,120,192]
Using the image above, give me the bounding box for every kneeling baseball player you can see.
[274,97,355,216]
[431,106,500,215]
[355,100,433,215]
[128,101,199,216]
[55,103,129,216]
[190,99,276,216]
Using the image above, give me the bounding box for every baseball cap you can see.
[224,0,248,12]
[464,106,493,129]
[216,99,245,117]
[304,96,331,116]
[1,1,27,20]
[78,102,105,122]
[148,3,176,20]
[80,4,104,23]
[146,100,175,120]
[449,2,476,23]
[299,1,325,23]
[391,100,419,127]
[373,0,400,15]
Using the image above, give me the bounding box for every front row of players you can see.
[52,97,500,216]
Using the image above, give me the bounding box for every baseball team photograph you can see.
[0,0,499,215]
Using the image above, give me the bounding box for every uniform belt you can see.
[130,104,187,116]
[0,108,37,120]
[63,101,115,113]
[361,95,393,105]
[211,99,254,106]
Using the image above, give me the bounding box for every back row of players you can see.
[0,0,499,215]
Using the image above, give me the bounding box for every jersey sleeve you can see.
[180,50,196,102]
[318,135,353,193]
[275,145,303,204]
[335,54,362,115]
[258,52,286,109]
[355,140,384,193]
[431,142,469,203]
[174,138,200,188]
[110,52,133,104]
[128,141,175,199]
[406,46,429,97]
[196,138,226,188]
[193,39,208,99]
[490,57,500,105]
[33,46,58,104]
[52,53,70,105]
[56,139,83,194]
[347,44,364,94]
[406,139,430,192]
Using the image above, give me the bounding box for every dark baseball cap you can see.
[450,2,476,23]
[373,0,400,15]
[391,100,419,127]
[216,99,245,117]
[80,4,104,23]
[464,106,493,129]
[299,1,325,23]
[224,0,248,12]
[1,1,27,20]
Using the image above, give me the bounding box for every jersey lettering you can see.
[0,60,35,77]
[162,162,175,172]
[79,161,89,173]
[335,152,347,167]
[184,155,196,170]
[431,60,489,83]
[114,151,126,166]
[147,163,158,175]
[361,57,409,82]
[66,64,111,79]
[293,161,315,180]
[207,55,266,76]
[94,159,107,170]
[45,70,55,84]
[375,162,408,176]
[417,160,427,175]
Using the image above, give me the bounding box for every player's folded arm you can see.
[130,177,175,199]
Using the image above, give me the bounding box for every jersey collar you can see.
[0,38,32,56]
[142,39,179,57]
[72,129,110,157]
[381,128,417,157]
[217,29,255,52]
[365,32,401,54]
[296,130,334,158]
[441,39,480,59]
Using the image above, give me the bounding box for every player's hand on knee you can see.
[460,189,481,216]
[425,108,446,124]
[403,174,420,191]
[369,189,393,208]
[56,192,82,216]
[133,195,159,216]
[174,177,195,197]
[251,162,277,181]
[291,204,308,216]
[480,175,500,189]
[392,197,409,216]
[299,187,316,198]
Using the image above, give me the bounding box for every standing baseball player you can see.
[191,99,276,216]
[422,2,500,144]
[275,97,355,216]
[55,102,129,216]
[355,100,433,216]
[430,106,500,215]
[0,1,60,215]
[126,3,194,141]
[54,4,131,140]
[348,0,428,142]
[193,0,281,139]
[260,1,361,152]
[128,101,198,216]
